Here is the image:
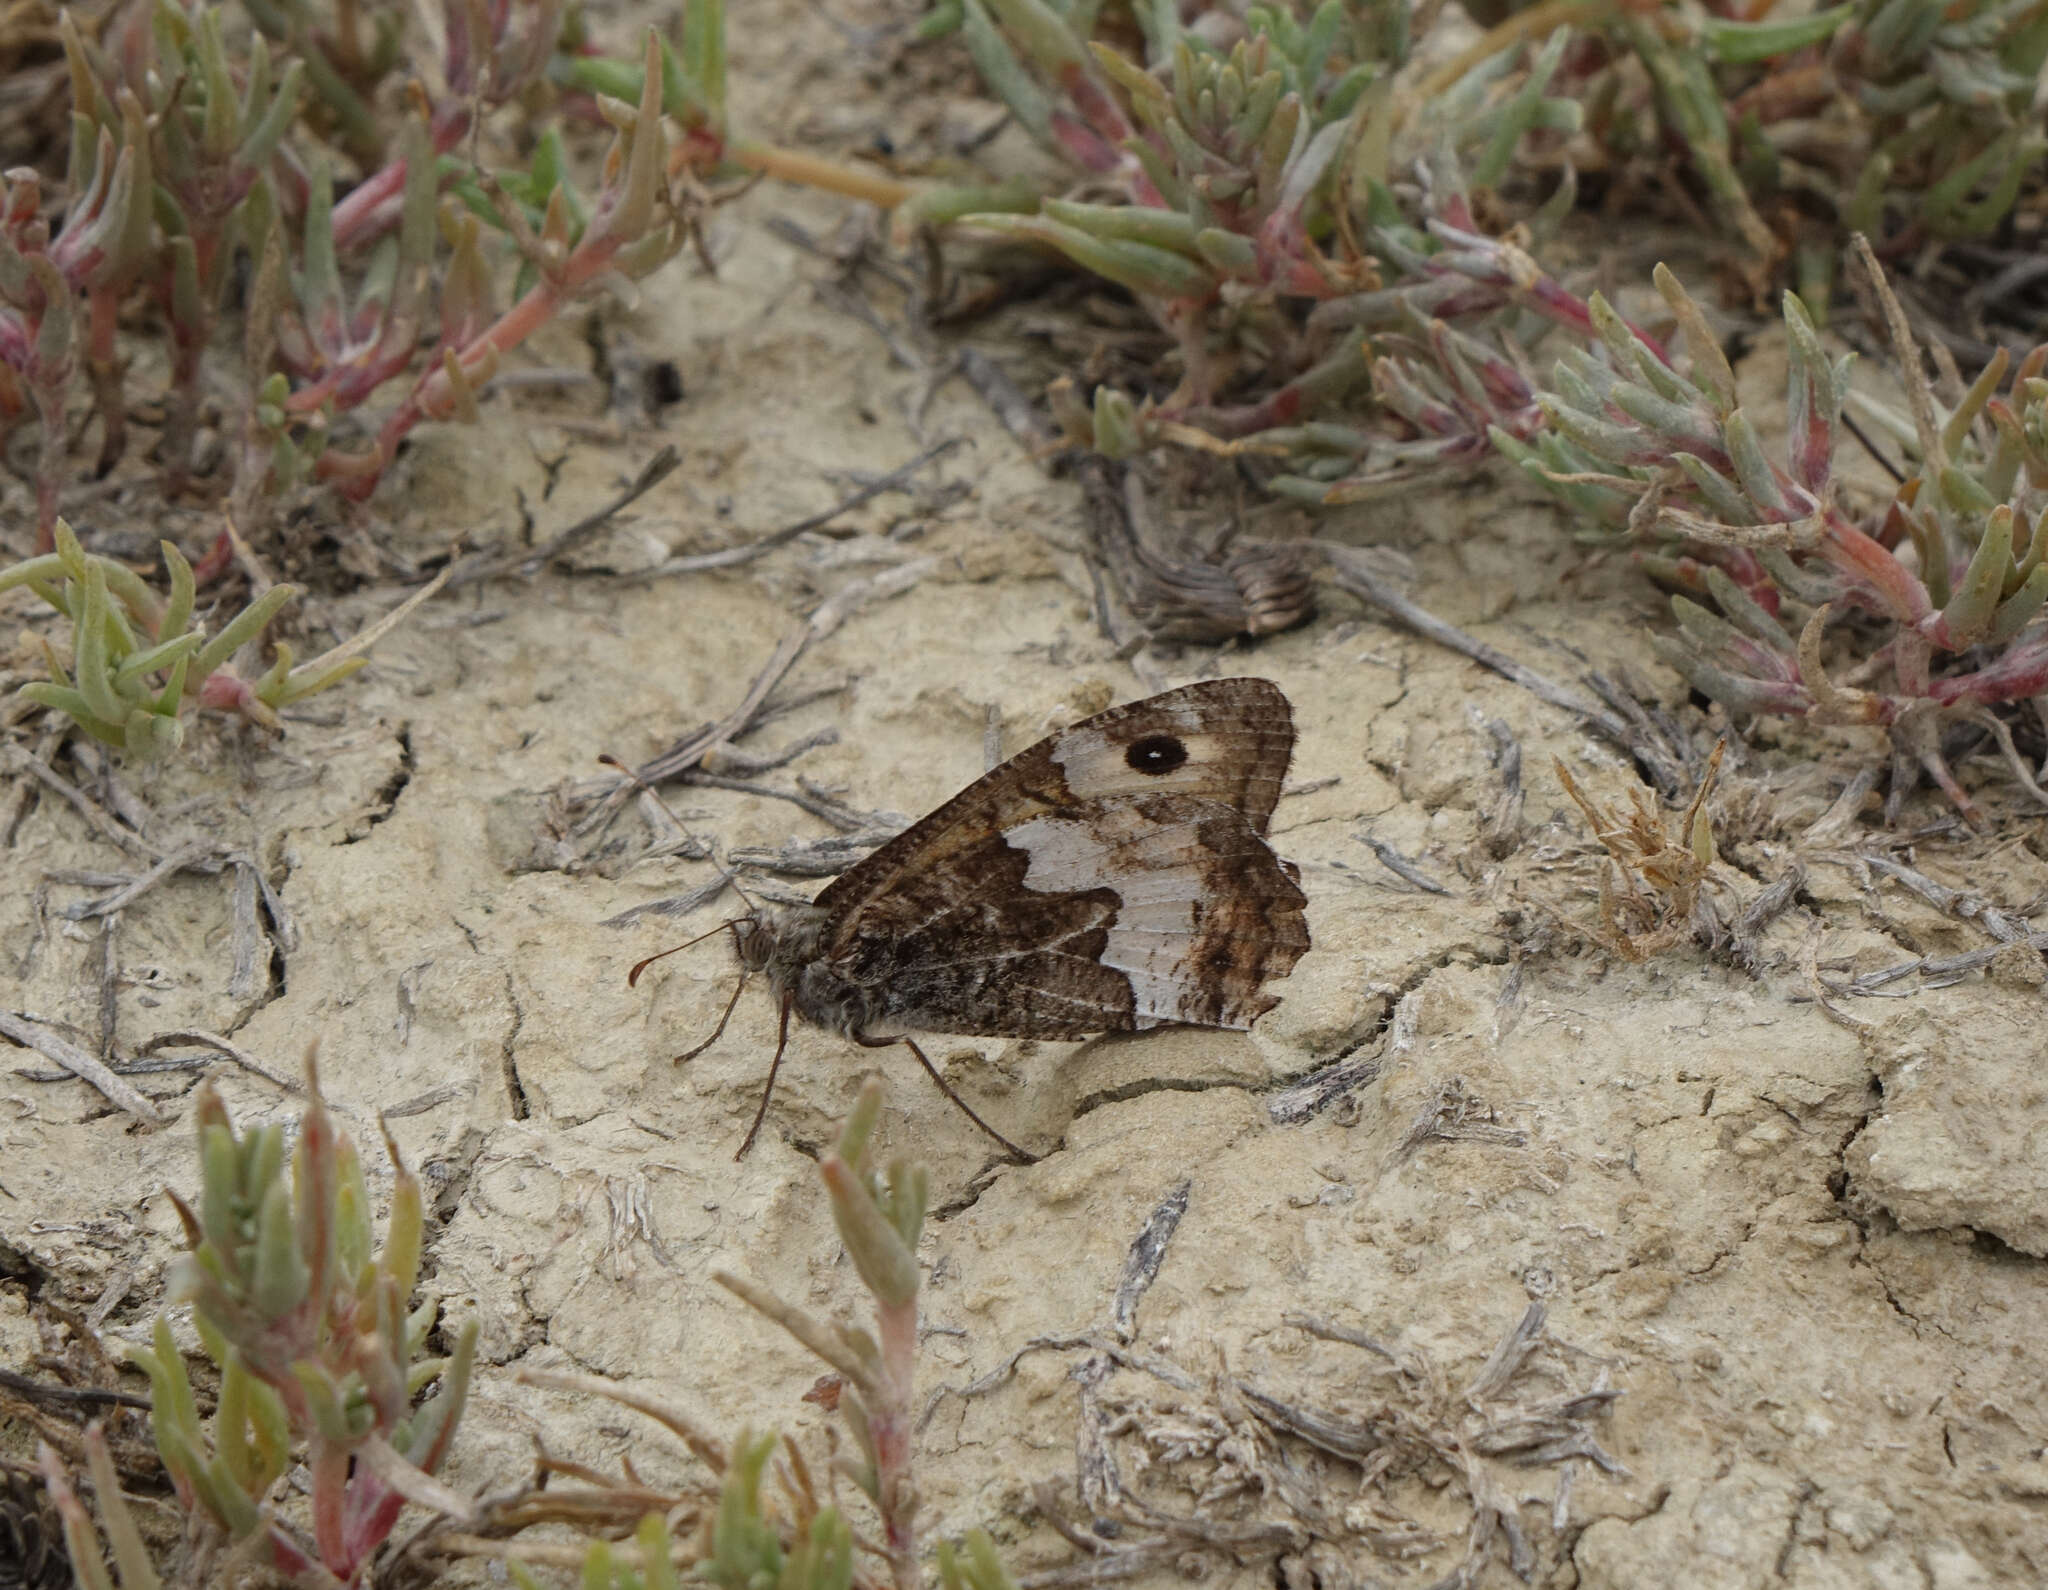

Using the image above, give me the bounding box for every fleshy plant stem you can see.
[717,1079,931,1590]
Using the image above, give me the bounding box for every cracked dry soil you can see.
[5,6,2048,1587]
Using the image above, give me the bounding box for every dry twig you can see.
[0,1010,164,1125]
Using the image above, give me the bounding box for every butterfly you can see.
[633,677,1310,1160]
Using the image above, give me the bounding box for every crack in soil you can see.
[932,1160,1014,1220]
[420,1126,489,1231]
[1819,1075,1961,1339]
[1868,1260,1941,1337]
[1832,1073,2047,1267]
[1566,1480,1674,1579]
[1831,1134,1965,1343]
[500,971,529,1121]
[1825,1073,1999,1321]
[1773,1480,1822,1577]
[1260,939,1507,1124]
[1071,1072,1253,1120]
[0,1231,56,1300]
[341,722,414,843]
[1964,1226,2048,1266]
[937,946,1514,1220]
[1681,1219,1759,1279]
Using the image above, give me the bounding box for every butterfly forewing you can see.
[810,678,1307,1039]
[813,678,1295,926]
[1033,676,1295,833]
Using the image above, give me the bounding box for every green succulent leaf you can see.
[1701,3,1854,62]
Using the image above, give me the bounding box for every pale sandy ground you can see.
[3,4,2047,1587]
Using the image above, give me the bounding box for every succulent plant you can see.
[33,1059,476,1588]
[129,1063,478,1582]
[3,0,707,553]
[714,1079,929,1590]
[1494,240,2048,819]
[477,1079,1015,1590]
[1,520,421,757]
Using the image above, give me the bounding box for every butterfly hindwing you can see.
[997,792,1307,1029]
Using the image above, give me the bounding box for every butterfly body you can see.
[668,677,1310,1157]
[733,904,874,1038]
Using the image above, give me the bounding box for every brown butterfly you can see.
[633,677,1310,1160]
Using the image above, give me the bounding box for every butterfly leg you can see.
[854,1032,1040,1165]
[735,995,794,1160]
[673,971,749,1066]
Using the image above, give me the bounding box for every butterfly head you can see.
[729,910,773,973]
[729,904,823,974]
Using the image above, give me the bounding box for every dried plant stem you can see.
[429,1534,683,1571]
[1961,708,2048,809]
[448,446,683,586]
[137,1029,302,1093]
[1,746,162,861]
[1324,548,1641,759]
[0,1370,149,1411]
[1847,234,1943,467]
[513,1369,728,1473]
[354,1438,477,1522]
[727,141,912,209]
[573,624,811,826]
[713,1271,871,1385]
[61,842,223,918]
[0,1010,164,1125]
[649,437,964,577]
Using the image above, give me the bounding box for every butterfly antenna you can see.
[725,866,760,913]
[627,919,748,986]
[598,751,692,828]
[735,996,794,1159]
[866,1034,1039,1164]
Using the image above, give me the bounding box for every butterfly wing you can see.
[811,678,1307,1039]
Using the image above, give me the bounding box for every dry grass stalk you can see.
[1554,740,1728,962]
